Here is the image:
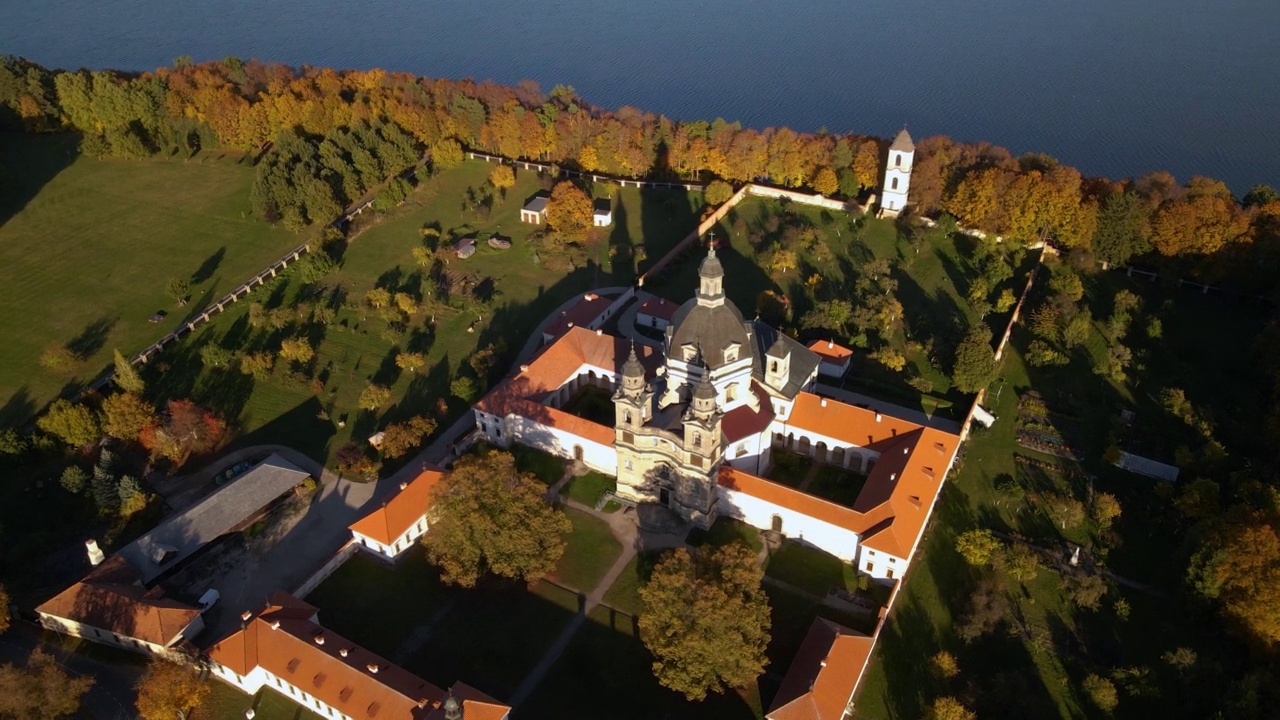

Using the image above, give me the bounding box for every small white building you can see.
[349,469,444,560]
[635,296,678,331]
[593,199,613,227]
[880,128,914,217]
[807,339,854,377]
[521,196,549,224]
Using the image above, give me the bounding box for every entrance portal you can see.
[659,488,670,506]
[573,445,584,461]
[771,514,783,533]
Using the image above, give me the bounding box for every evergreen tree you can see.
[113,349,145,393]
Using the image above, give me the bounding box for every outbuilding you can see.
[593,198,613,227]
[521,196,549,224]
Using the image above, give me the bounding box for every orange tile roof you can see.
[858,426,958,556]
[544,293,611,339]
[207,592,475,720]
[783,392,922,454]
[723,383,777,443]
[37,556,202,647]
[807,339,854,362]
[350,469,446,546]
[768,618,874,720]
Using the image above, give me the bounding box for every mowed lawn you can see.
[0,133,298,426]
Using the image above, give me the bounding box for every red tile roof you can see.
[807,339,854,362]
[768,618,874,720]
[544,293,611,339]
[636,296,679,321]
[36,556,201,648]
[723,383,777,443]
[350,469,445,546]
[783,392,921,454]
[207,592,502,720]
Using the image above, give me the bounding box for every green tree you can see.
[134,659,209,720]
[0,649,93,719]
[995,288,1017,313]
[113,349,145,393]
[951,326,998,394]
[1064,573,1109,610]
[379,415,437,459]
[639,544,771,701]
[198,344,233,369]
[0,429,28,457]
[955,529,1002,566]
[165,277,190,306]
[38,346,76,371]
[37,399,100,446]
[60,465,89,494]
[239,352,274,380]
[411,246,434,267]
[358,383,391,411]
[450,375,478,403]
[546,181,593,242]
[1082,673,1119,712]
[101,391,155,442]
[1092,191,1151,267]
[422,450,571,587]
[704,179,733,206]
[1002,543,1039,582]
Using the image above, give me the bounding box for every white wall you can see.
[211,663,357,720]
[771,421,876,473]
[717,486,861,561]
[353,515,428,562]
[37,612,201,658]
[857,546,907,582]
[725,429,771,476]
[509,415,617,474]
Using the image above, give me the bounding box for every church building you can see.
[474,244,959,580]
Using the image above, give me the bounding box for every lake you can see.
[4,0,1277,192]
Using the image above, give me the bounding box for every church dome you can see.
[666,245,753,370]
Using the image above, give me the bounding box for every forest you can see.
[2,53,1280,717]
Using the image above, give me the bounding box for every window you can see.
[865,561,874,571]
[770,361,778,373]
[727,384,738,402]
[624,411,632,424]
[891,177,899,190]
[888,557,896,564]
[886,568,895,579]
[625,459,633,470]
[693,432,701,448]
[894,153,901,168]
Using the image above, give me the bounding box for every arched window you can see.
[727,384,738,402]
[891,177,899,190]
[770,361,778,373]
[693,432,702,448]
[894,153,901,168]
[623,411,632,425]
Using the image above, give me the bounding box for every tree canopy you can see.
[135,659,209,720]
[546,181,593,242]
[638,543,771,701]
[0,650,93,719]
[952,326,999,394]
[421,450,571,587]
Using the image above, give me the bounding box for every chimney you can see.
[399,481,409,491]
[875,413,882,423]
[595,328,603,335]
[903,447,909,455]
[820,398,827,408]
[890,473,897,482]
[367,664,380,674]
[314,632,325,645]
[240,610,253,622]
[827,340,834,349]
[339,648,349,658]
[85,539,105,567]
[270,620,281,630]
[520,364,530,372]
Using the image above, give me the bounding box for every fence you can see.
[293,539,359,598]
[746,183,867,213]
[639,183,753,285]
[464,150,704,191]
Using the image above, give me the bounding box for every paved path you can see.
[796,463,821,493]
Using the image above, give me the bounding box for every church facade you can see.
[474,244,958,581]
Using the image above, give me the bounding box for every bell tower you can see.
[682,367,723,467]
[880,128,914,217]
[614,342,651,436]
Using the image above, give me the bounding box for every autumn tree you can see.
[113,349,145,393]
[639,544,771,701]
[546,181,593,242]
[358,383,391,411]
[422,450,571,587]
[101,392,155,442]
[37,399,101,446]
[38,346,76,371]
[951,326,998,393]
[1044,493,1086,530]
[1064,573,1109,610]
[488,163,515,193]
[1188,509,1280,647]
[928,696,976,720]
[929,650,959,680]
[365,288,391,308]
[955,529,1002,566]
[0,650,93,719]
[1082,673,1119,712]
[851,138,881,191]
[141,399,224,462]
[812,166,838,196]
[1092,492,1122,530]
[431,138,464,170]
[379,415,437,459]
[135,659,209,720]
[239,351,274,380]
[279,337,314,365]
[0,584,9,634]
[395,351,426,374]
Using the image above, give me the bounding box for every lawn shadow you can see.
[191,246,227,284]
[65,316,118,360]
[0,130,82,227]
[228,395,335,463]
[0,386,35,430]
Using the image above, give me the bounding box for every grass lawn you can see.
[517,604,763,720]
[806,464,867,508]
[601,550,665,617]
[304,545,456,658]
[765,449,810,488]
[0,133,300,427]
[559,470,616,507]
[687,516,764,553]
[512,444,567,485]
[549,507,622,592]
[561,384,616,425]
[195,681,326,720]
[142,159,701,468]
[764,540,858,597]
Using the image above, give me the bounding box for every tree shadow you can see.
[0,385,35,430]
[65,316,118,360]
[0,130,83,227]
[190,246,226,284]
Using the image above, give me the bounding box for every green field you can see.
[0,133,299,427]
[142,159,700,466]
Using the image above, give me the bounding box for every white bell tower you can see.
[880,128,914,217]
